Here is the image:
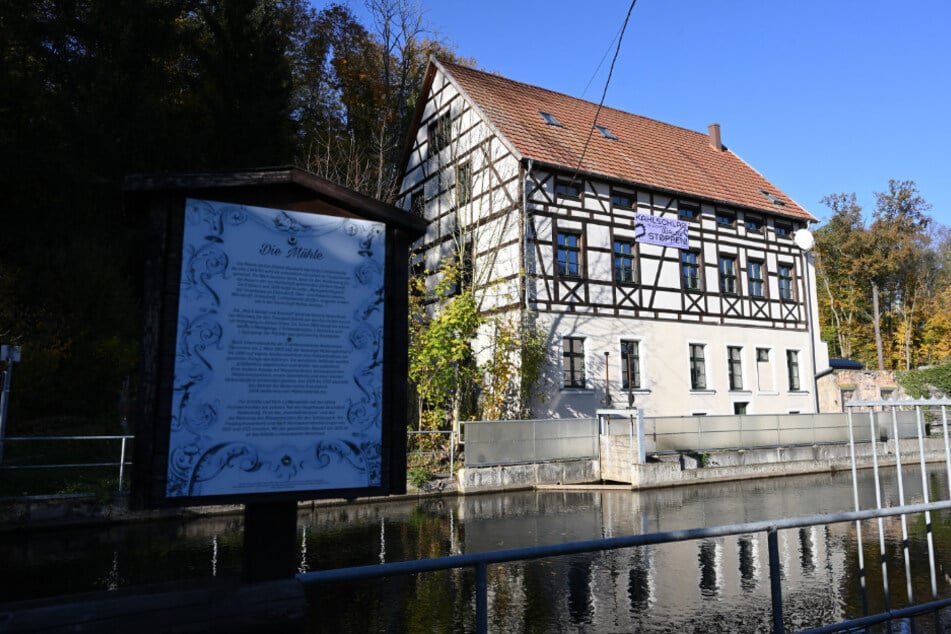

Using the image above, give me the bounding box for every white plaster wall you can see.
[532,312,819,418]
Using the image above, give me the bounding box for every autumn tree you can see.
[815,193,869,360]
[0,0,308,425]
[816,181,939,371]
[918,229,951,365]
[295,1,469,202]
[866,180,932,370]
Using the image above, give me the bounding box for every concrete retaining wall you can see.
[457,459,599,494]
[626,438,949,490]
[600,433,638,483]
[458,438,951,494]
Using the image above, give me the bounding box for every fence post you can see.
[118,436,128,492]
[629,414,634,466]
[697,416,702,453]
[450,430,455,477]
[0,345,22,464]
[768,527,785,634]
[636,409,646,463]
[476,561,488,634]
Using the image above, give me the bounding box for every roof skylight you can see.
[594,124,617,140]
[538,111,563,127]
[759,189,785,206]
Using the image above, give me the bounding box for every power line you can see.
[580,26,623,100]
[571,0,638,181]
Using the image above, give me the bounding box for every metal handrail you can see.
[0,435,134,493]
[297,499,951,634]
[407,429,456,476]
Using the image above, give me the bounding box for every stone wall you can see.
[817,369,906,412]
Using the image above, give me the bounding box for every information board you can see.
[166,199,385,497]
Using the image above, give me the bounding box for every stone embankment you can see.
[458,437,950,493]
[3,439,947,529]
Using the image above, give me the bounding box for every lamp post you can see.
[602,351,612,406]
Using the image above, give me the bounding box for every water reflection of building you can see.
[453,483,859,631]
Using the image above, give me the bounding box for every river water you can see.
[3,466,951,632]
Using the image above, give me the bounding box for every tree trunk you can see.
[872,282,885,371]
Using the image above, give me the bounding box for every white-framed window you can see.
[786,349,801,391]
[613,240,636,283]
[756,347,774,391]
[719,255,738,295]
[556,231,582,278]
[689,343,707,390]
[728,346,744,391]
[682,250,701,291]
[563,337,585,388]
[778,263,795,301]
[748,260,765,298]
[620,340,641,389]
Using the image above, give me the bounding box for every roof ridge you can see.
[435,59,816,222]
[438,60,715,144]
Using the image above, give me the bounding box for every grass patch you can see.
[0,466,126,501]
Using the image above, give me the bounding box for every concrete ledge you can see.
[629,451,949,490]
[457,459,599,494]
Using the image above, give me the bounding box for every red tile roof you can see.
[437,60,815,222]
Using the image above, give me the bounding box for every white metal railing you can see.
[0,435,133,495]
[407,429,457,476]
[843,398,951,626]
[299,398,951,634]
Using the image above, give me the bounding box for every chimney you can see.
[708,123,722,151]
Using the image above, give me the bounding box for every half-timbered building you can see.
[398,59,830,418]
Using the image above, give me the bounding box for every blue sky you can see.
[346,0,951,229]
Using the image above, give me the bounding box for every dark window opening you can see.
[427,112,451,153]
[555,178,582,199]
[456,161,472,206]
[679,202,699,221]
[716,210,736,227]
[611,190,634,208]
[410,191,424,217]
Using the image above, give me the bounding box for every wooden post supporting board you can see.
[243,501,299,582]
